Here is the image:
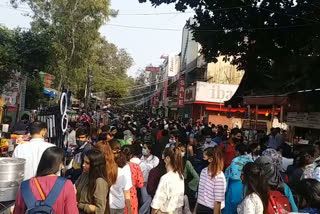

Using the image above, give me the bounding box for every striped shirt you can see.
[197,168,226,209]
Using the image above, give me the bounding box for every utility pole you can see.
[85,69,92,111]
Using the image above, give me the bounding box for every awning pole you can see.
[255,105,258,129]
[271,104,275,126]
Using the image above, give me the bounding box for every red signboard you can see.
[177,76,185,107]
[145,67,160,72]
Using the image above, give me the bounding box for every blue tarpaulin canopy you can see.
[43,88,58,98]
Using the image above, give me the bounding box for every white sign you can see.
[195,81,239,103]
[287,112,320,129]
[167,54,180,77]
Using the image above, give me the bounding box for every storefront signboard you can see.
[287,112,320,129]
[195,81,239,103]
[184,86,196,103]
[177,76,185,107]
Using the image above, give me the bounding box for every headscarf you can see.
[262,148,283,172]
[255,156,285,191]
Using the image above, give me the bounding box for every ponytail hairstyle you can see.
[122,145,133,162]
[110,139,127,168]
[204,146,224,178]
[85,149,107,200]
[95,140,118,186]
[163,147,184,179]
[242,162,270,214]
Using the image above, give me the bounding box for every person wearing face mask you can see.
[248,143,261,161]
[14,147,78,214]
[66,127,93,183]
[204,134,218,150]
[166,131,180,148]
[179,143,199,210]
[194,146,226,214]
[220,128,242,169]
[13,121,55,180]
[140,143,159,214]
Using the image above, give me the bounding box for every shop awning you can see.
[243,95,288,105]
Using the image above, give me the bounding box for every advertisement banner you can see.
[195,81,239,103]
[145,67,160,72]
[184,86,196,103]
[162,78,168,107]
[168,54,180,77]
[177,76,185,107]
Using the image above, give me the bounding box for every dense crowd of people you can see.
[10,114,320,214]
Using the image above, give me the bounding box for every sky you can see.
[0,0,193,77]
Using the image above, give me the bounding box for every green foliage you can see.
[0,26,53,94]
[12,0,134,100]
[0,26,17,92]
[25,73,48,109]
[139,0,320,94]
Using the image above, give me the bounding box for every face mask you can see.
[169,139,176,144]
[76,140,86,147]
[181,152,185,157]
[206,138,212,143]
[233,138,240,143]
[253,150,260,156]
[203,159,209,166]
[142,148,149,156]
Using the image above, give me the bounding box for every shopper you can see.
[109,139,132,214]
[96,138,118,187]
[66,127,93,183]
[223,145,253,214]
[295,179,320,214]
[151,147,185,213]
[237,162,269,214]
[179,142,199,209]
[194,146,226,214]
[141,143,159,180]
[122,145,144,214]
[76,149,109,214]
[220,128,242,169]
[14,147,78,214]
[12,121,55,180]
[255,156,296,213]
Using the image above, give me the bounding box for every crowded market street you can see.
[1,0,320,214]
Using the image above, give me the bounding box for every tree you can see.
[92,37,134,99]
[25,73,48,109]
[138,0,320,94]
[0,26,17,93]
[12,0,114,90]
[0,26,53,93]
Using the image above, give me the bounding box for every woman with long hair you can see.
[76,149,109,214]
[122,145,144,214]
[14,147,78,214]
[295,179,320,214]
[237,162,269,214]
[109,139,132,214]
[151,147,185,214]
[255,156,297,212]
[194,146,226,214]
[96,139,118,187]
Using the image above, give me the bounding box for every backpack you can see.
[268,190,292,214]
[21,177,66,214]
